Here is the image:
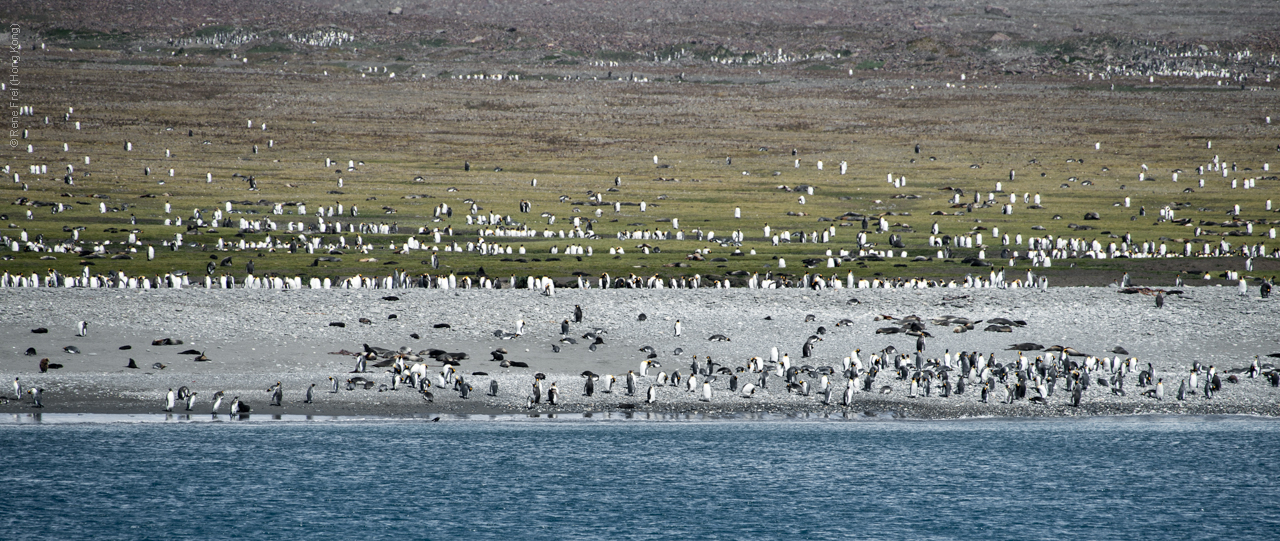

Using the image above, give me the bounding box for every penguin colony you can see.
[5,307,1278,417]
[4,129,1279,293]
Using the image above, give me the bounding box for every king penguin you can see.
[28,387,43,408]
[305,383,315,404]
[164,388,176,412]
[77,320,88,337]
[646,384,657,404]
[701,380,712,402]
[211,391,224,413]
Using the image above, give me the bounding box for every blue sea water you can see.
[2,414,1277,540]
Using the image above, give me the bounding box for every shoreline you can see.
[5,411,1279,425]
[2,286,1277,420]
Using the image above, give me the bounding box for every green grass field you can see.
[3,63,1277,287]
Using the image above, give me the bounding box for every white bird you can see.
[77,320,87,337]
[640,360,652,377]
[603,374,615,393]
[211,391,225,413]
[701,381,712,401]
[686,374,698,392]
[164,388,176,412]
[741,383,757,397]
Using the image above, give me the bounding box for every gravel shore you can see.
[2,286,1277,419]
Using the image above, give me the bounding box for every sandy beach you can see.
[2,285,1277,419]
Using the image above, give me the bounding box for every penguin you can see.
[13,377,21,400]
[626,371,637,395]
[548,383,559,405]
[701,381,712,402]
[28,388,43,408]
[269,382,282,406]
[908,378,918,398]
[184,391,197,411]
[561,319,570,336]
[843,380,855,406]
[490,379,500,397]
[211,391,225,413]
[1154,379,1165,400]
[584,375,595,397]
[1177,379,1187,401]
[164,388,176,412]
[329,376,339,393]
[305,383,315,404]
[230,396,243,416]
[460,382,473,399]
[741,383,757,397]
[686,374,698,393]
[980,384,989,403]
[532,381,542,403]
[77,320,88,337]
[955,377,966,395]
[646,384,657,404]
[674,320,682,337]
[640,360,652,377]
[1071,385,1083,408]
[603,374,615,393]
[574,305,584,323]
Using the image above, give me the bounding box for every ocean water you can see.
[2,414,1277,540]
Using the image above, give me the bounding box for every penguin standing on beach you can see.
[28,388,43,408]
[561,319,570,336]
[185,391,197,411]
[647,384,657,404]
[77,320,88,337]
[674,320,682,337]
[269,382,282,406]
[490,379,500,397]
[626,371,637,396]
[548,383,559,405]
[305,384,315,404]
[211,391,225,413]
[164,388,176,412]
[230,396,244,416]
[1177,379,1187,401]
[329,376,340,393]
[13,377,22,401]
[574,305,583,323]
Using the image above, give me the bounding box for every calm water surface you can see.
[2,414,1276,540]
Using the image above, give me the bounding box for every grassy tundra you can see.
[4,62,1277,287]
